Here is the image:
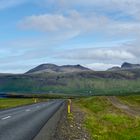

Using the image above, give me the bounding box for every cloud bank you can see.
[1,0,140,72]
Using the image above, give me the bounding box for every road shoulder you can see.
[53,102,91,140]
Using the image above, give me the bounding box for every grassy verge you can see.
[0,98,47,109]
[75,96,140,140]
[118,96,140,108]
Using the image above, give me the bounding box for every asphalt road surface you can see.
[0,100,64,140]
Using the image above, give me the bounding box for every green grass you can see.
[0,98,47,109]
[118,96,140,108]
[75,96,140,140]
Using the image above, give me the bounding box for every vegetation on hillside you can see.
[0,70,140,95]
[75,96,140,140]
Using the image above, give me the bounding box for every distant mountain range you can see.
[0,62,140,96]
[26,62,140,74]
[108,62,140,71]
[26,64,91,74]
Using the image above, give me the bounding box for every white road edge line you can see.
[25,109,31,112]
[1,116,11,120]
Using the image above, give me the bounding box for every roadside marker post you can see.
[67,99,73,121]
[68,99,71,114]
[34,98,37,103]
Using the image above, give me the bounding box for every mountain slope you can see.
[108,62,140,71]
[107,66,121,71]
[0,62,140,96]
[121,62,140,69]
[26,64,91,74]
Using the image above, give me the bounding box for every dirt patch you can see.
[107,96,140,117]
[53,103,91,140]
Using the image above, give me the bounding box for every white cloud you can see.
[19,10,140,40]
[57,47,135,61]
[1,0,140,72]
[41,0,140,19]
[0,37,139,72]
[91,49,135,60]
[19,12,108,34]
[84,63,120,71]
[0,0,29,10]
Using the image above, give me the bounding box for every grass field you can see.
[0,98,47,109]
[118,96,140,108]
[75,96,140,140]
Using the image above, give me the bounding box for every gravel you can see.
[53,102,91,140]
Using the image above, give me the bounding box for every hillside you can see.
[26,64,91,74]
[0,62,140,96]
[108,62,140,71]
[0,70,140,95]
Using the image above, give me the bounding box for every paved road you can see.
[0,100,64,140]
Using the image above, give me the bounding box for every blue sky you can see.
[0,0,140,73]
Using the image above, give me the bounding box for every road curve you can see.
[0,100,65,140]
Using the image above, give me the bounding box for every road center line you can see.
[2,116,11,120]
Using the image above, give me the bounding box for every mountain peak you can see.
[108,62,140,71]
[26,63,91,74]
[121,62,140,69]
[121,62,132,68]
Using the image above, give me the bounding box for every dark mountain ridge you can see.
[26,64,91,74]
[121,62,140,69]
[108,62,140,71]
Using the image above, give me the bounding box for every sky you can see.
[0,0,140,73]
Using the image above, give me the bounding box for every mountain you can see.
[0,62,140,95]
[121,62,140,69]
[108,62,140,71]
[107,66,121,71]
[1,69,140,96]
[26,64,91,74]
[0,62,140,96]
